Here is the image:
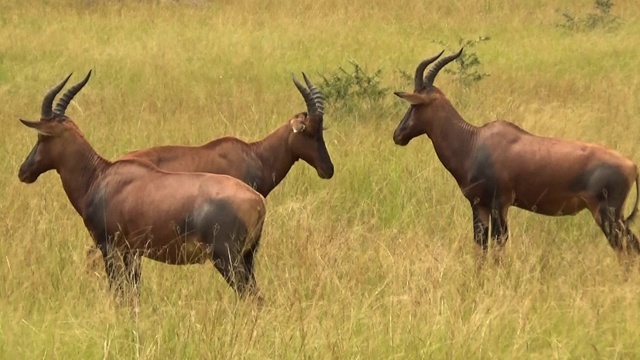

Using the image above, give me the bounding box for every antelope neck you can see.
[57,137,110,216]
[249,124,297,196]
[425,103,477,183]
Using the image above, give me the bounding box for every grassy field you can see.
[2,0,640,358]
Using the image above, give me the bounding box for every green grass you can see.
[2,0,640,358]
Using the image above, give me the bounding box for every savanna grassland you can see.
[2,0,640,358]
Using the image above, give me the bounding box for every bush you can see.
[319,36,489,116]
[320,61,391,114]
[557,0,622,32]
[432,36,491,88]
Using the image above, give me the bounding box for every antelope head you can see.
[393,49,463,146]
[18,71,92,183]
[289,73,334,179]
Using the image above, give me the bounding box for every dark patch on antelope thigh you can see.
[570,163,629,202]
[195,199,248,256]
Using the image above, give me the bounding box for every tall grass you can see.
[2,0,640,358]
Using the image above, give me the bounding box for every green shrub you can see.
[432,36,490,88]
[320,60,390,114]
[558,0,622,31]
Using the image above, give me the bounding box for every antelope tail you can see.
[625,172,640,226]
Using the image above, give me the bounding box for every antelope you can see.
[18,71,267,301]
[120,73,334,197]
[393,49,640,264]
[85,73,334,269]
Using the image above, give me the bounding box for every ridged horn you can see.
[292,73,318,116]
[424,48,463,87]
[41,73,72,119]
[302,72,324,116]
[414,50,444,91]
[53,70,92,116]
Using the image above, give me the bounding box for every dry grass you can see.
[2,0,640,358]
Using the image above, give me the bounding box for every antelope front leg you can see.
[96,233,130,301]
[472,205,490,270]
[84,245,103,275]
[490,206,510,265]
[97,241,122,295]
[123,252,142,312]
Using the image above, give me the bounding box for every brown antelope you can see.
[85,73,334,269]
[119,73,334,196]
[393,49,640,264]
[18,71,267,301]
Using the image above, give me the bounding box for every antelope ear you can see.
[394,91,428,105]
[290,118,306,133]
[20,119,53,136]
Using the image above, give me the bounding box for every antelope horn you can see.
[41,73,72,119]
[53,70,92,116]
[414,50,444,91]
[292,73,318,116]
[424,48,463,87]
[302,72,324,116]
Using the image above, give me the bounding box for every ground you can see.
[1,0,640,358]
